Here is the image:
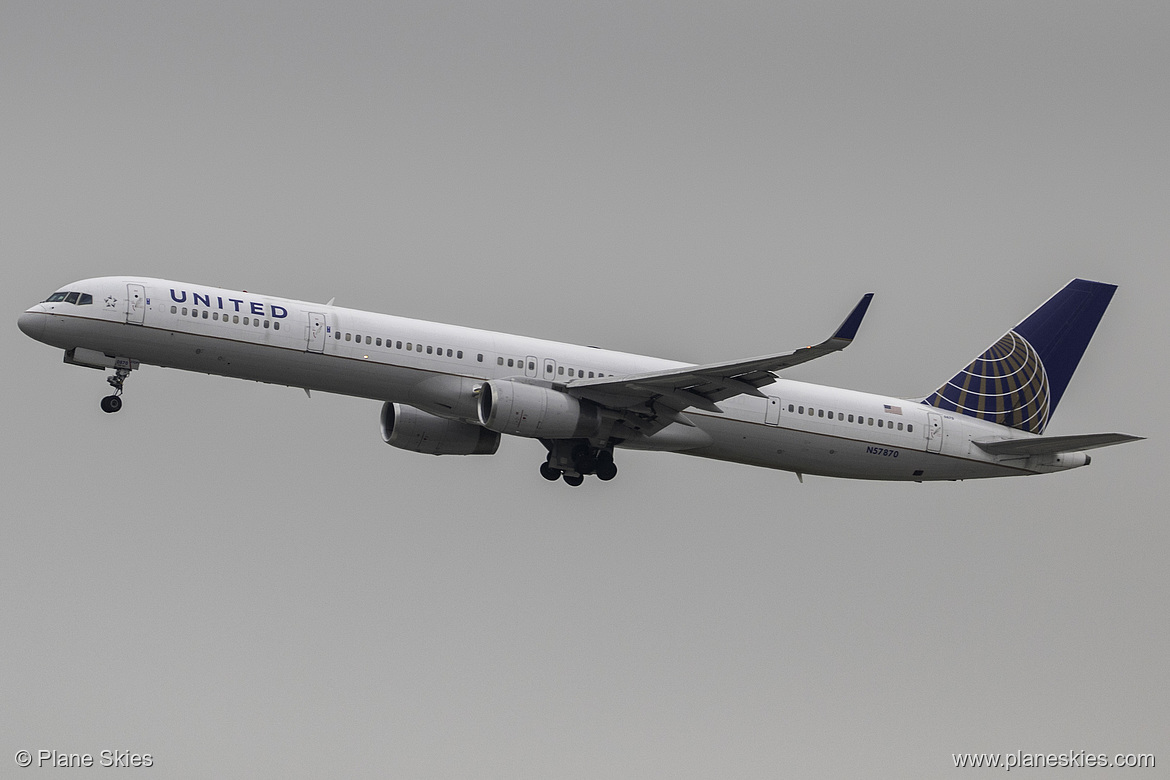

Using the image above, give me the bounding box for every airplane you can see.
[18,276,1141,486]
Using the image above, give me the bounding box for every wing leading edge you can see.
[567,293,874,418]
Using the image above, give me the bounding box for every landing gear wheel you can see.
[539,462,562,481]
[562,473,584,487]
[595,450,617,481]
[101,364,131,414]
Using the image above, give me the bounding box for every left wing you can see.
[566,293,873,425]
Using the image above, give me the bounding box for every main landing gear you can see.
[539,441,619,486]
[100,365,131,413]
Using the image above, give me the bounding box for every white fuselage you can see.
[20,276,1066,482]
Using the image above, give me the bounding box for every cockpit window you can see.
[43,291,94,305]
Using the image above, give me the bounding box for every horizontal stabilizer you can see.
[973,432,1143,457]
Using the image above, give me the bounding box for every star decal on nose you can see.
[105,296,118,308]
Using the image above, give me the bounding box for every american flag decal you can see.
[883,404,902,415]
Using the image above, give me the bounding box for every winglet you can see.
[831,293,874,343]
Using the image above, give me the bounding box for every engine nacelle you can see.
[381,403,500,455]
[477,379,601,439]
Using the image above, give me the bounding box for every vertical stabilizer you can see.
[922,279,1117,433]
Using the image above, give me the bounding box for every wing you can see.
[566,293,873,431]
[972,432,1144,456]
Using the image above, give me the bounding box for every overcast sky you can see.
[3,2,1167,777]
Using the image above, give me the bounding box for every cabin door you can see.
[306,312,327,353]
[926,412,944,453]
[125,284,146,325]
[765,396,782,426]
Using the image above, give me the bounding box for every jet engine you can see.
[380,403,500,455]
[477,379,601,438]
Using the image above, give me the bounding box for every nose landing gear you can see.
[100,364,131,413]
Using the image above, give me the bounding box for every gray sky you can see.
[3,2,1166,777]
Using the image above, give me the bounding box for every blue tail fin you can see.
[922,279,1117,433]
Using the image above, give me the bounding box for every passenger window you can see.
[558,366,565,375]
[868,418,874,425]
[345,333,351,341]
[528,361,535,371]
[365,336,371,345]
[798,406,804,414]
[497,357,504,365]
[376,338,382,346]
[182,307,188,315]
[334,330,340,339]
[818,409,824,417]
[788,404,794,413]
[907,424,914,433]
[397,342,403,349]
[253,319,260,327]
[274,322,280,330]
[568,368,575,377]
[64,292,79,304]
[828,411,834,420]
[193,309,199,317]
[848,414,854,422]
[243,316,249,325]
[897,422,903,431]
[407,343,413,351]
[447,349,453,357]
[427,346,433,354]
[477,354,483,362]
[212,312,219,320]
[878,419,883,427]
[202,311,209,319]
[171,306,177,314]
[809,408,815,416]
[264,320,270,328]
[457,351,463,359]
[507,359,514,367]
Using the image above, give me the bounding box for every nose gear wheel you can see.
[100,365,131,413]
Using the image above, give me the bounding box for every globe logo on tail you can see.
[923,330,1051,434]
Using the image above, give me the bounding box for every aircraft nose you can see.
[18,309,46,341]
